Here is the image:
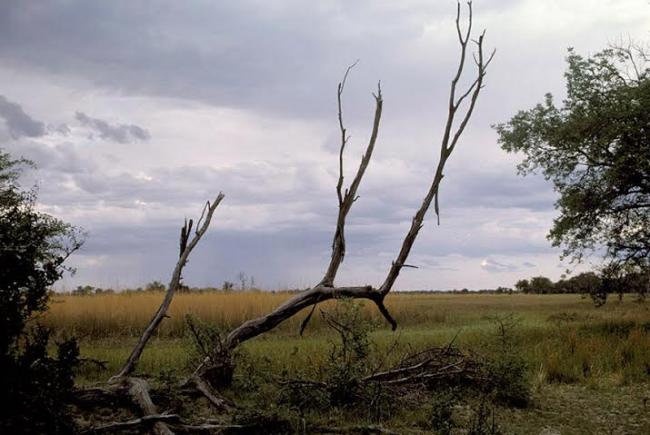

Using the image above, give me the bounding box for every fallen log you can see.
[127,377,175,435]
[84,413,180,433]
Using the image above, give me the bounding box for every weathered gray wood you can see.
[85,413,180,433]
[379,2,494,296]
[319,63,383,288]
[127,377,175,435]
[225,285,394,349]
[110,193,224,382]
[197,2,494,369]
[191,374,234,411]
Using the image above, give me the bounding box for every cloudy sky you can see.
[1,1,648,291]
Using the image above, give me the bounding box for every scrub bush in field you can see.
[429,388,460,435]
[483,314,531,407]
[185,313,236,387]
[322,299,373,406]
[466,397,503,435]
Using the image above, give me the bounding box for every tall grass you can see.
[46,291,650,386]
[45,291,647,339]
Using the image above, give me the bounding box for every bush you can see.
[145,280,166,292]
[466,398,503,435]
[186,314,236,387]
[429,388,459,435]
[321,299,374,406]
[0,150,82,434]
[1,327,80,435]
[484,314,531,407]
[230,407,296,434]
[278,299,387,414]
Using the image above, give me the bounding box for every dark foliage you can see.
[429,388,459,435]
[230,408,295,434]
[483,314,530,407]
[515,268,648,306]
[0,149,82,434]
[466,398,503,435]
[321,301,373,406]
[186,314,236,387]
[496,43,650,284]
[1,327,80,435]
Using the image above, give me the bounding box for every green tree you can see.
[514,279,531,293]
[495,45,650,281]
[0,149,83,434]
[145,280,166,292]
[570,271,605,304]
[529,276,555,294]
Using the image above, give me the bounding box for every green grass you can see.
[60,292,650,433]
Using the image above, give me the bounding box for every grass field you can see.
[47,291,650,433]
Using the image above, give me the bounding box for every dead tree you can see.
[99,195,224,435]
[81,3,493,433]
[194,1,494,382]
[110,193,225,383]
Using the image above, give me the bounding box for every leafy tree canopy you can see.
[0,149,83,434]
[495,44,650,271]
[0,151,82,352]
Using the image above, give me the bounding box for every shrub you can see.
[321,299,373,406]
[185,314,236,387]
[484,314,531,407]
[0,149,82,434]
[230,407,296,434]
[466,398,503,435]
[429,388,459,435]
[145,280,166,292]
[1,327,79,435]
[278,299,383,412]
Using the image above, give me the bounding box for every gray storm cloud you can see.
[75,112,150,143]
[0,0,646,290]
[0,95,46,139]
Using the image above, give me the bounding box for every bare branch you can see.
[336,61,359,209]
[110,193,225,383]
[85,414,180,434]
[299,299,319,336]
[379,3,492,295]
[191,374,235,411]
[320,78,384,288]
[224,285,381,348]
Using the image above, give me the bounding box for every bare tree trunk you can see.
[110,193,224,382]
[226,285,395,349]
[196,1,494,380]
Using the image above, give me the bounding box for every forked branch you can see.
[110,193,225,382]
[320,63,384,288]
[300,64,383,335]
[379,1,494,294]
[197,0,493,383]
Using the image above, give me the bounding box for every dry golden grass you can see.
[46,291,295,338]
[45,290,648,339]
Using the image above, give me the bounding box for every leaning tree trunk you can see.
[195,0,494,383]
[104,196,224,435]
[110,193,224,383]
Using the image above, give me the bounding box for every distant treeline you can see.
[62,271,648,305]
[513,271,648,305]
[63,281,259,296]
